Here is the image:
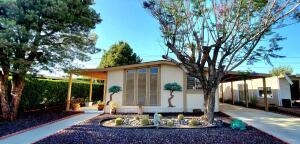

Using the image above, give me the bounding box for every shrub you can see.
[167,120,174,127]
[231,119,246,130]
[115,117,123,126]
[250,96,257,106]
[178,114,184,121]
[140,118,149,126]
[189,119,199,126]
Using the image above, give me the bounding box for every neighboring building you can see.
[220,75,300,107]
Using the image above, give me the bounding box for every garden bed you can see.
[0,107,82,138]
[34,113,285,144]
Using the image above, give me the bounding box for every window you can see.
[187,76,201,90]
[125,70,135,105]
[149,67,158,105]
[137,68,147,105]
[257,87,273,98]
[124,67,159,106]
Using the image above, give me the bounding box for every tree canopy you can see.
[144,0,300,123]
[270,66,293,76]
[98,41,142,68]
[164,82,182,92]
[108,85,122,93]
[0,0,101,120]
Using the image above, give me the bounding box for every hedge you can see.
[1,78,104,113]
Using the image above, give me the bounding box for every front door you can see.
[290,80,300,100]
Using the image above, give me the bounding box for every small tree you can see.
[164,82,182,107]
[98,41,142,68]
[270,66,293,76]
[106,85,122,105]
[144,0,300,123]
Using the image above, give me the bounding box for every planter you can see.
[72,103,81,111]
[98,104,104,111]
[85,102,93,107]
[110,108,116,114]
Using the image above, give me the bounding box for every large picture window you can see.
[257,87,273,98]
[124,67,160,106]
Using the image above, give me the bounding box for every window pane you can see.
[150,67,158,105]
[138,68,147,105]
[126,70,135,105]
[187,76,201,89]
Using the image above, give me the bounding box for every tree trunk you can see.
[203,87,217,123]
[168,90,175,107]
[106,93,114,105]
[0,74,25,121]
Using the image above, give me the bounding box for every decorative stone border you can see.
[99,117,218,129]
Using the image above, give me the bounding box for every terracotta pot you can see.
[98,104,104,111]
[72,103,81,111]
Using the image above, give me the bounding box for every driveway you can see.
[220,103,300,144]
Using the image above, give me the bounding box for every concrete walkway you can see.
[220,103,300,144]
[0,109,103,144]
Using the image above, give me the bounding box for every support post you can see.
[263,77,269,111]
[89,78,93,101]
[103,80,107,111]
[244,79,248,108]
[66,73,73,111]
[221,83,224,103]
[231,81,234,105]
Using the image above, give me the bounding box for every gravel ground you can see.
[35,114,285,144]
[0,109,80,137]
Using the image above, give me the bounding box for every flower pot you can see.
[85,102,93,107]
[98,104,104,111]
[72,103,80,111]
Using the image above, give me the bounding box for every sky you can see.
[79,0,300,74]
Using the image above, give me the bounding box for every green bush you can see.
[189,119,199,126]
[178,114,184,121]
[140,118,149,126]
[167,120,174,127]
[231,119,246,130]
[250,96,257,106]
[19,78,103,112]
[115,117,123,126]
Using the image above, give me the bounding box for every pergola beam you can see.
[89,79,93,101]
[244,79,248,108]
[231,81,234,105]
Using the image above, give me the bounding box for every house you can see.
[67,60,219,113]
[220,74,299,108]
[65,60,298,113]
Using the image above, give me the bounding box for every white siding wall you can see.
[105,64,219,113]
[220,76,288,106]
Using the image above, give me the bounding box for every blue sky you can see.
[83,0,300,74]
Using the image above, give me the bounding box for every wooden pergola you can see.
[66,69,108,111]
[220,72,272,111]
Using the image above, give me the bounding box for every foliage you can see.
[115,117,123,126]
[109,101,118,110]
[188,119,199,126]
[17,79,102,112]
[178,114,184,121]
[164,82,182,92]
[97,100,105,106]
[109,85,122,93]
[167,120,174,127]
[98,41,142,68]
[143,0,299,123]
[270,66,293,76]
[250,96,258,106]
[140,117,150,126]
[231,119,246,130]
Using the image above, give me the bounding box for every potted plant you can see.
[109,101,118,114]
[84,98,93,107]
[97,100,105,111]
[71,98,83,111]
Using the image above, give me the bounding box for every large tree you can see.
[144,0,300,123]
[270,66,293,76]
[98,41,142,68]
[0,0,101,121]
